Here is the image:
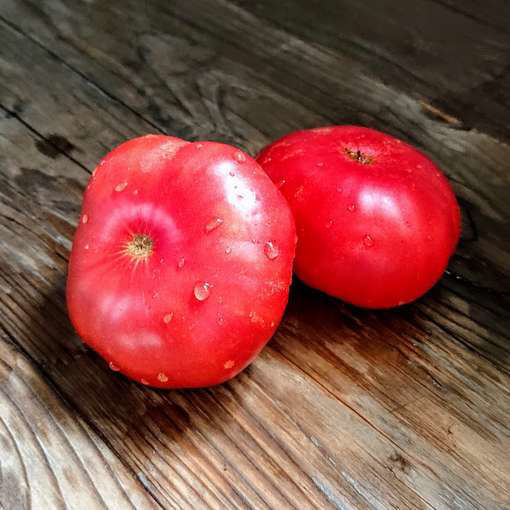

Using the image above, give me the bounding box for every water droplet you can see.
[264,241,279,260]
[196,143,204,149]
[263,156,272,164]
[177,257,185,269]
[140,378,149,385]
[235,151,246,162]
[82,214,88,224]
[316,162,324,167]
[133,189,139,195]
[115,182,128,192]
[217,313,225,325]
[218,296,224,304]
[152,291,160,299]
[336,187,343,193]
[347,204,356,212]
[163,312,173,324]
[194,281,211,301]
[270,321,276,328]
[249,311,265,324]
[229,171,235,177]
[294,185,304,199]
[109,361,119,371]
[84,244,89,250]
[224,360,235,369]
[157,373,168,382]
[363,234,374,247]
[325,220,333,229]
[277,179,286,189]
[225,247,232,254]
[205,217,223,233]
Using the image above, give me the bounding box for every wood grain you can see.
[0,0,509,508]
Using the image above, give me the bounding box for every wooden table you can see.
[0,1,509,508]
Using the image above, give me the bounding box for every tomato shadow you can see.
[275,271,509,408]
[24,273,240,486]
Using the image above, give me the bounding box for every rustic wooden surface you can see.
[0,0,509,508]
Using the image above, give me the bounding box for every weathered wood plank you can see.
[0,1,509,509]
[0,337,156,509]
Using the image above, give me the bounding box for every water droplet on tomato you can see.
[224,360,235,369]
[109,362,119,371]
[229,171,235,176]
[205,217,223,233]
[277,179,286,189]
[249,311,264,324]
[264,241,279,260]
[82,214,88,224]
[235,151,246,162]
[217,313,225,325]
[194,281,211,301]
[316,162,324,167]
[157,373,168,382]
[325,220,333,229]
[140,378,149,385]
[84,244,89,250]
[115,182,128,192]
[347,204,356,212]
[336,187,343,193]
[363,234,374,247]
[133,189,139,195]
[225,247,232,254]
[196,143,204,149]
[177,257,185,269]
[163,313,173,324]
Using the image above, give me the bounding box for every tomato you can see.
[67,135,296,388]
[257,126,460,308]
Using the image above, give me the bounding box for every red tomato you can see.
[67,135,296,388]
[257,126,460,308]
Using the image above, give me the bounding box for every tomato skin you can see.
[257,126,460,308]
[67,135,295,388]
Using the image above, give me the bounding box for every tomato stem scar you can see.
[123,233,153,262]
[344,148,374,165]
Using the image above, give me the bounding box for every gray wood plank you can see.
[0,1,509,509]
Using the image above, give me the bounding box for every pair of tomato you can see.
[67,127,460,388]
